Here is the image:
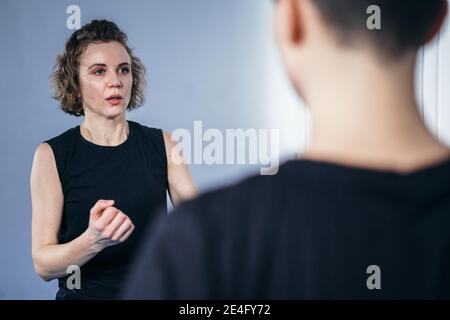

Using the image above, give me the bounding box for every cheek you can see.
[125,75,133,91]
[80,79,104,102]
[124,76,133,97]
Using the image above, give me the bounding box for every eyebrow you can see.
[88,62,131,70]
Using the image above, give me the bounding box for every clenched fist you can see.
[86,199,135,252]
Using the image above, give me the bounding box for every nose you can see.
[108,74,122,88]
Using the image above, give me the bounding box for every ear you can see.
[274,0,303,49]
[424,0,448,44]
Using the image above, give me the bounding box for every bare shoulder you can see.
[31,143,59,181]
[34,143,54,161]
[162,131,179,162]
[162,131,176,150]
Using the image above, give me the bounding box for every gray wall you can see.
[0,0,449,299]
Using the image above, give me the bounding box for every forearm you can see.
[33,230,100,282]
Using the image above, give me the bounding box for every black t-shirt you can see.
[125,158,450,299]
[45,121,168,299]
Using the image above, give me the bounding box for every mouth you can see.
[106,94,123,105]
[106,94,123,100]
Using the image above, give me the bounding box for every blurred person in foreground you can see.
[126,0,450,299]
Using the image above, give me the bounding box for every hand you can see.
[86,199,135,252]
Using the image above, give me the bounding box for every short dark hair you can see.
[312,0,446,57]
[51,19,146,116]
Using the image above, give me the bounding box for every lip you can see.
[106,94,123,100]
[106,94,123,106]
[106,98,123,106]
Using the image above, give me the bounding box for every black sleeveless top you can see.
[45,121,168,299]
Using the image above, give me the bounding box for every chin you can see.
[103,107,126,119]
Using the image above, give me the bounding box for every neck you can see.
[302,52,450,172]
[81,112,129,147]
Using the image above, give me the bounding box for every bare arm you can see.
[31,143,135,282]
[163,131,197,207]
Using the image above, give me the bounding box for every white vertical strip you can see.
[415,47,424,115]
[422,33,440,136]
[438,2,450,146]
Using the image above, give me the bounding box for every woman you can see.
[30,19,197,299]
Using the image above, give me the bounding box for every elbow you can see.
[33,262,53,282]
[32,254,54,282]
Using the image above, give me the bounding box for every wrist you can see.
[79,229,103,254]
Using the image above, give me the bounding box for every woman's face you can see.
[78,41,132,119]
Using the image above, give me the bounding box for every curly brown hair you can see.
[51,19,146,116]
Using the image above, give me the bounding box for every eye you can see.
[119,67,130,74]
[94,69,105,75]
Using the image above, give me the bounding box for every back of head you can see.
[313,0,447,58]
